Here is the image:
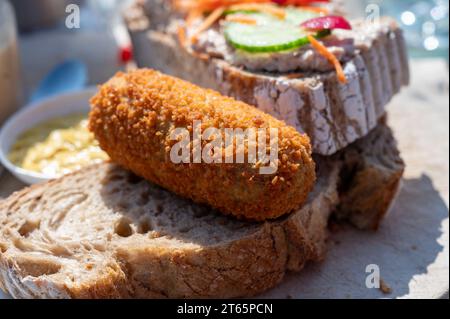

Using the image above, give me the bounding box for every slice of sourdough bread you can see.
[0,123,403,298]
[125,1,409,155]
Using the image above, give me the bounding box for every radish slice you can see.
[300,15,352,30]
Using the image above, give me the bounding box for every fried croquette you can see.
[89,69,315,220]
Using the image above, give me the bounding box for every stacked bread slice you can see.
[0,1,408,298]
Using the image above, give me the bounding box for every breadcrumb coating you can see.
[89,69,315,220]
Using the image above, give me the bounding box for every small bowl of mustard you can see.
[0,88,109,184]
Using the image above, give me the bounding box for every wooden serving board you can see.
[0,48,448,299]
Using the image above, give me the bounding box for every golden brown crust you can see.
[89,69,316,221]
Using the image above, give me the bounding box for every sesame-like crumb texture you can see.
[89,69,315,220]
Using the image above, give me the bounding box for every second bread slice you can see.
[0,161,338,298]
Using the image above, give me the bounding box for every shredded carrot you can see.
[190,6,226,43]
[174,0,269,13]
[225,14,257,24]
[186,9,202,26]
[228,3,286,19]
[300,6,329,15]
[174,0,329,14]
[284,72,304,79]
[190,50,210,60]
[282,0,330,6]
[307,35,347,84]
[177,25,188,48]
[177,25,210,60]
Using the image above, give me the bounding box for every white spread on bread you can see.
[191,20,402,74]
[193,25,355,73]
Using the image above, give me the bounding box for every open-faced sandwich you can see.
[126,0,409,155]
[0,0,408,299]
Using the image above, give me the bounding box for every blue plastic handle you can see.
[30,60,87,103]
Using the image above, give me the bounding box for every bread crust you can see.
[333,120,405,230]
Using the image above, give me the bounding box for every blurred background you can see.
[0,0,134,105]
[344,0,449,59]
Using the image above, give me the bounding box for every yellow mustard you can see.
[8,113,108,176]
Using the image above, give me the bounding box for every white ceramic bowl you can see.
[0,88,97,185]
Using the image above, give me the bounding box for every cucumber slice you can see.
[224,8,326,53]
[225,23,310,53]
